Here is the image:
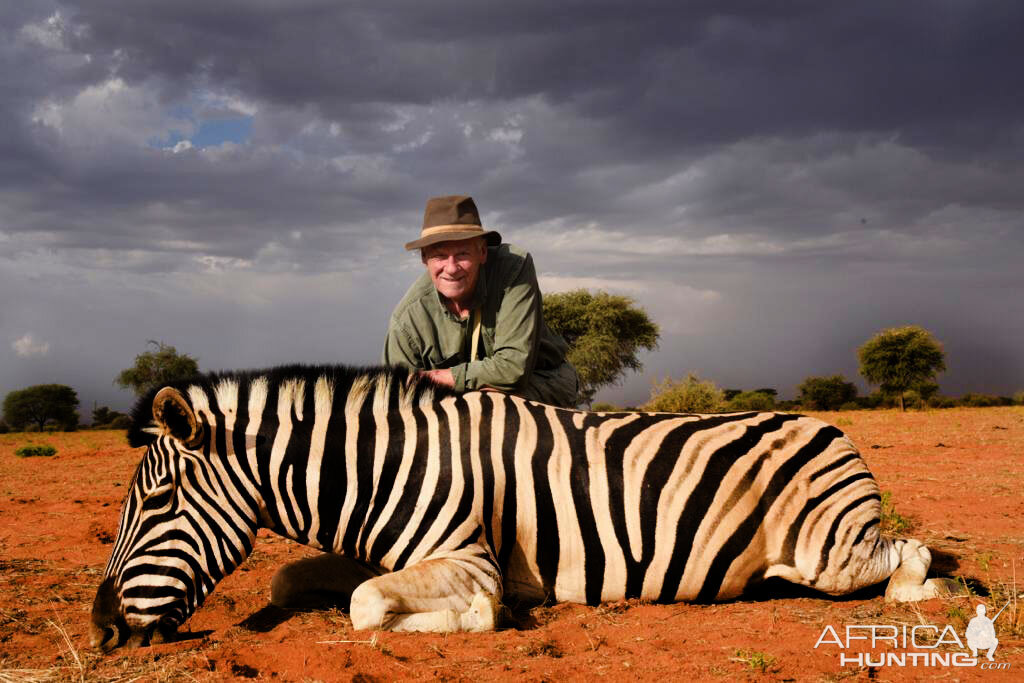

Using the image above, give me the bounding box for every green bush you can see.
[959,393,1008,408]
[109,415,133,429]
[1014,391,1024,406]
[15,444,57,458]
[855,393,886,410]
[839,402,860,411]
[90,414,132,429]
[0,420,9,434]
[797,375,858,411]
[643,373,725,413]
[727,390,775,412]
[590,402,620,412]
[92,405,128,427]
[927,395,958,409]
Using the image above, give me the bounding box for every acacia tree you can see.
[858,325,946,411]
[116,341,200,396]
[3,384,80,431]
[542,290,659,407]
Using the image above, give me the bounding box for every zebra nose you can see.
[90,623,123,652]
[90,577,129,651]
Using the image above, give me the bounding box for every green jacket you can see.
[382,243,578,407]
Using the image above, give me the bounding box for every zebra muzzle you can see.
[90,577,178,651]
[90,621,127,652]
[90,577,129,651]
[90,620,179,651]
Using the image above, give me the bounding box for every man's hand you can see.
[419,368,455,388]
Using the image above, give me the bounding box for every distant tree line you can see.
[600,325,1022,413]
[1,341,199,434]
[1,314,1022,436]
[91,406,132,430]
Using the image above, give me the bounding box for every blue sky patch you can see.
[153,114,253,149]
[190,116,254,147]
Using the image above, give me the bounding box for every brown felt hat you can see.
[405,195,502,250]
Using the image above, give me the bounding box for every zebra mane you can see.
[126,363,457,448]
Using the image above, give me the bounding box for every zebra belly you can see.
[499,525,768,605]
[492,411,856,605]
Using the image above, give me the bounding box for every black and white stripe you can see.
[99,363,906,634]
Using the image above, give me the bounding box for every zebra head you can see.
[91,384,262,650]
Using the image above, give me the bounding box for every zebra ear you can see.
[152,387,204,447]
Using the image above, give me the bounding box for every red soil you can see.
[1,407,1022,681]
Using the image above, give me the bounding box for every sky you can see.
[2,1,1023,418]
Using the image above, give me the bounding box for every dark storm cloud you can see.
[4,0,1016,249]
[55,1,1024,145]
[4,1,1022,249]
[1,1,1022,408]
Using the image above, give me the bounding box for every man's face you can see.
[422,237,488,306]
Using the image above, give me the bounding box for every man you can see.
[383,195,578,408]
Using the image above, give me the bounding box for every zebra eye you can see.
[143,482,175,508]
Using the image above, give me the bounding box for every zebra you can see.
[90,364,956,649]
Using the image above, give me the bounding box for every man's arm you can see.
[381,321,421,370]
[420,368,455,387]
[383,314,460,387]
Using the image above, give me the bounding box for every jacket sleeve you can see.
[381,319,421,370]
[456,254,541,392]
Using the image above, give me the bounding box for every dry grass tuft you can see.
[879,490,915,535]
[986,562,1023,639]
[517,637,563,658]
[0,617,87,683]
[731,648,778,674]
[46,615,84,682]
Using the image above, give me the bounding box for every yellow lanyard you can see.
[470,308,482,361]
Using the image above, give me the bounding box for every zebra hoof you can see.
[460,592,499,632]
[886,577,964,603]
[349,583,395,631]
[926,577,966,597]
[885,540,938,602]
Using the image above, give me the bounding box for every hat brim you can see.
[405,228,502,251]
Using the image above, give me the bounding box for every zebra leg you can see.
[270,553,383,609]
[883,539,961,602]
[766,514,958,601]
[348,546,502,633]
[815,534,949,601]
